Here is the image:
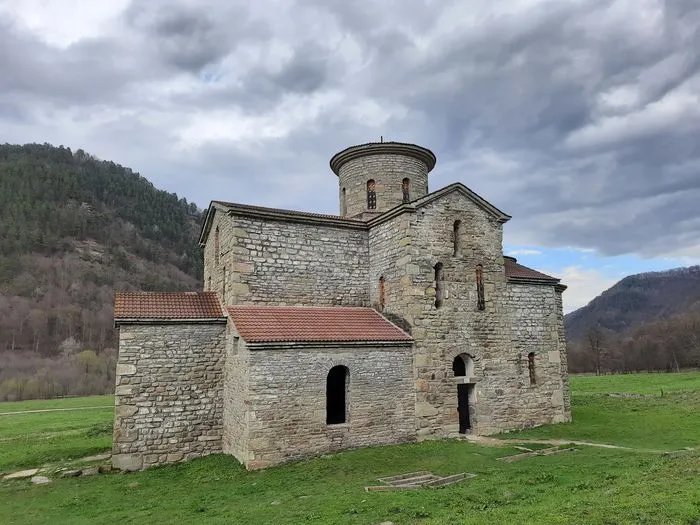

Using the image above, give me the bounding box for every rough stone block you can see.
[113,453,143,471]
[116,364,137,376]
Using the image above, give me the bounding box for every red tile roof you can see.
[227,306,413,343]
[114,292,225,319]
[504,257,559,282]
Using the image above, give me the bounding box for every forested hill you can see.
[565,266,700,342]
[565,266,700,373]
[0,143,204,400]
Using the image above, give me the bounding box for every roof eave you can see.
[198,202,226,247]
[507,277,561,286]
[245,340,414,350]
[223,204,367,230]
[115,317,227,327]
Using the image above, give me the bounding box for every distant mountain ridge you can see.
[564,265,700,343]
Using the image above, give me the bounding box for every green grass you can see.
[0,398,113,471]
[0,395,113,413]
[506,390,700,450]
[0,374,699,524]
[570,371,700,395]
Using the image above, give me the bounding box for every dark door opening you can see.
[326,366,348,424]
[457,384,471,433]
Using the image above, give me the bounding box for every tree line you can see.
[567,306,700,374]
[0,143,203,400]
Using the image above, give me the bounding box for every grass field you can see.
[0,396,113,471]
[0,373,698,524]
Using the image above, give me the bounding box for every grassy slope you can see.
[0,375,699,524]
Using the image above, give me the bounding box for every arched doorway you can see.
[452,354,475,434]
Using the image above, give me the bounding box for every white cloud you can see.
[507,249,542,256]
[546,266,619,313]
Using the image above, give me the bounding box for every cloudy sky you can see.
[2,0,699,312]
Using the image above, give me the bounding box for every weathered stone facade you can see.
[112,322,226,471]
[223,339,415,470]
[203,210,368,308]
[113,140,571,472]
[330,143,436,218]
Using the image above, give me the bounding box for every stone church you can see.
[112,141,571,472]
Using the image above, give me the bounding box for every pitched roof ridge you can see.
[227,305,373,310]
[212,200,362,222]
[504,258,560,282]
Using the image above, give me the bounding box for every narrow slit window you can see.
[453,220,462,256]
[326,366,349,424]
[476,264,485,310]
[222,266,227,299]
[214,226,220,266]
[367,179,376,210]
[341,187,347,215]
[207,276,211,291]
[402,178,410,203]
[434,262,444,309]
[528,352,536,385]
[379,276,386,309]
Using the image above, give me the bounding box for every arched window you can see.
[367,179,376,210]
[453,220,462,256]
[452,354,475,377]
[214,226,220,266]
[434,262,444,309]
[528,352,536,385]
[326,365,349,424]
[402,178,410,203]
[341,187,347,215]
[379,276,386,310]
[476,264,485,310]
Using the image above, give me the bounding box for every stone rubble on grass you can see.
[81,467,99,476]
[3,469,39,480]
[31,476,51,485]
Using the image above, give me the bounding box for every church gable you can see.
[412,183,511,224]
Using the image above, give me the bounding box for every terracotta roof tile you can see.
[227,306,413,343]
[504,257,559,282]
[114,292,225,319]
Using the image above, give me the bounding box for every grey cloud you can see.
[124,2,231,72]
[2,0,700,261]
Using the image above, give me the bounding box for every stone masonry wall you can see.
[555,288,572,416]
[401,191,514,437]
[503,283,571,427]
[338,154,429,217]
[204,210,370,307]
[241,344,415,469]
[368,190,571,437]
[222,323,248,462]
[112,322,226,471]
